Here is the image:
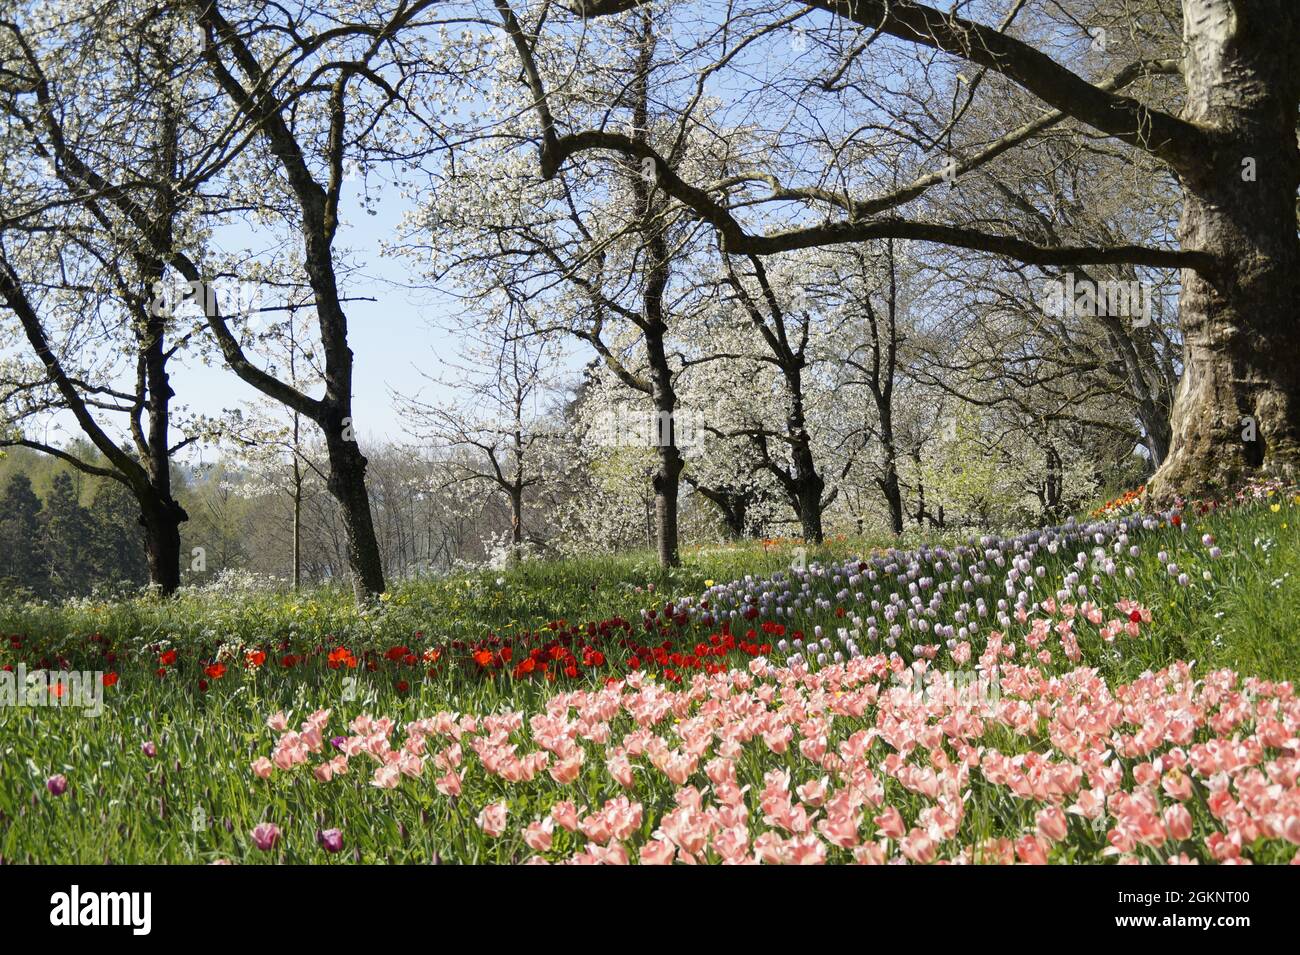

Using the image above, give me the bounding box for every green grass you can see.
[0,497,1296,863]
[0,540,857,657]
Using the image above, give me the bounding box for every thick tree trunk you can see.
[140,499,185,596]
[324,430,386,601]
[795,474,826,544]
[723,497,746,539]
[1153,1,1300,497]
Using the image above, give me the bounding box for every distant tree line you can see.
[0,470,148,599]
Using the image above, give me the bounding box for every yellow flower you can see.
[704,579,715,587]
[1271,503,1282,512]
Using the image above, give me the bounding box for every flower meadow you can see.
[254,657,1300,865]
[0,486,1297,864]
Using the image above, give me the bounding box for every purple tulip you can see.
[46,774,68,796]
[141,741,157,758]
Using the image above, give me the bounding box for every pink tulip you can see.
[797,776,829,808]
[607,753,635,788]
[477,802,508,837]
[588,842,630,865]
[523,818,554,852]
[854,842,887,865]
[900,829,936,864]
[551,801,579,832]
[639,838,676,865]
[1162,771,1194,802]
[1035,807,1069,843]
[434,771,461,797]
[1015,834,1049,865]
[251,822,280,851]
[818,813,860,849]
[46,774,68,797]
[370,764,400,789]
[788,834,828,864]
[873,806,906,840]
[1164,804,1194,842]
[549,755,583,785]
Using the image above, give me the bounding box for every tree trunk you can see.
[687,479,749,539]
[909,447,944,528]
[795,476,826,544]
[508,484,524,564]
[879,464,904,535]
[628,11,682,569]
[511,431,526,549]
[137,253,189,595]
[654,441,684,567]
[1043,444,1063,521]
[291,379,304,591]
[1144,416,1172,471]
[644,287,681,567]
[324,429,386,601]
[783,363,828,544]
[724,498,746,539]
[140,499,184,596]
[292,471,302,591]
[875,398,904,535]
[1154,1,1300,497]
